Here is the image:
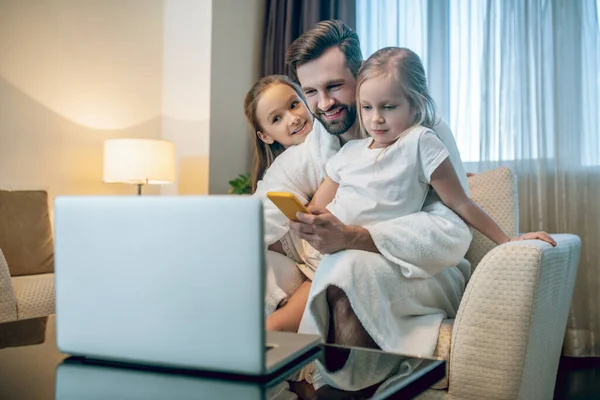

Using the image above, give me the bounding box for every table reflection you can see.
[55,345,444,400]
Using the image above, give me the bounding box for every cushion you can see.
[431,319,454,390]
[12,273,55,319]
[0,248,17,323]
[465,167,519,270]
[0,190,54,276]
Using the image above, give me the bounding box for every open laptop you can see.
[53,196,321,377]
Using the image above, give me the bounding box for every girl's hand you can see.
[510,231,557,246]
[307,204,330,215]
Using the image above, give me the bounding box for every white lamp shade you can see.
[103,138,175,184]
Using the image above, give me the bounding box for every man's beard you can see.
[315,103,357,136]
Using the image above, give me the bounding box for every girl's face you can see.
[359,74,415,149]
[255,83,313,148]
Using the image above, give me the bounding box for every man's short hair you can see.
[286,20,363,81]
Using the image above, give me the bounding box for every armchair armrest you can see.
[0,247,17,323]
[448,234,581,400]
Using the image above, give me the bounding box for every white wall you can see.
[162,0,212,195]
[0,0,263,200]
[162,0,264,195]
[209,0,265,194]
[0,0,164,203]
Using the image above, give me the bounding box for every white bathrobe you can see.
[256,120,472,357]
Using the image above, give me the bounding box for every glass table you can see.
[0,316,445,399]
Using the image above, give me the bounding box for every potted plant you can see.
[228,173,252,194]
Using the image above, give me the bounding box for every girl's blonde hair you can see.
[356,47,437,138]
[243,75,307,192]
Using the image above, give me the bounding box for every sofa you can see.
[0,190,56,326]
[419,167,581,400]
[0,171,581,398]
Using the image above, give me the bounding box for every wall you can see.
[161,0,212,195]
[0,0,263,202]
[209,0,264,194]
[0,0,165,203]
[163,0,264,195]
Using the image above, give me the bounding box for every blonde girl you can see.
[308,47,555,254]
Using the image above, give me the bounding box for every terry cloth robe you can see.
[256,120,472,356]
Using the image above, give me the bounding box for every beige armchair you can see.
[419,167,581,400]
[0,190,56,325]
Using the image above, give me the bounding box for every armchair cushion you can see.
[465,167,519,270]
[0,190,54,276]
[0,248,17,323]
[449,234,580,399]
[12,273,55,320]
[431,319,454,389]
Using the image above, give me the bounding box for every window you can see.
[357,0,429,68]
[357,0,600,165]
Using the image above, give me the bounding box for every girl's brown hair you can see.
[243,75,306,192]
[356,47,437,139]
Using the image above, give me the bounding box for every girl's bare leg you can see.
[266,280,311,332]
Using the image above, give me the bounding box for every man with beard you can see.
[259,20,472,359]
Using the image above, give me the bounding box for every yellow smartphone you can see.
[266,192,310,221]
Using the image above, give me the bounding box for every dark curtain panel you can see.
[261,0,357,77]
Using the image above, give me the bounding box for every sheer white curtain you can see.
[357,0,451,119]
[357,0,600,357]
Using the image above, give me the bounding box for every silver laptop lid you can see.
[54,196,265,374]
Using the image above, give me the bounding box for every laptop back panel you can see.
[54,196,265,374]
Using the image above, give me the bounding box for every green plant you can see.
[228,172,252,194]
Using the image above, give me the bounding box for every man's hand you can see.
[290,208,379,254]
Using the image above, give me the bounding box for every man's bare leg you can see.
[266,280,311,332]
[326,285,379,348]
[322,285,379,372]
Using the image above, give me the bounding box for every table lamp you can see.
[103,138,175,195]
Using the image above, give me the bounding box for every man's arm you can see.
[291,211,378,254]
[291,176,476,277]
[290,203,471,279]
[292,171,477,255]
[342,226,379,252]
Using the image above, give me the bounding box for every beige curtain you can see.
[358,0,600,356]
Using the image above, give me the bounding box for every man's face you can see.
[296,47,357,136]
